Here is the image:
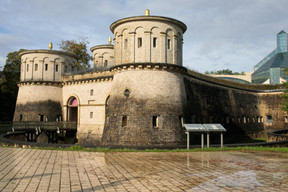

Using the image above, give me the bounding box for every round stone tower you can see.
[102,10,188,147]
[90,37,114,70]
[14,44,77,122]
[110,10,186,66]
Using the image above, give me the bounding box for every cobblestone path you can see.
[0,147,287,191]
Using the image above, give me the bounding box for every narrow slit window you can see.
[104,60,108,67]
[35,64,38,71]
[90,89,93,96]
[167,39,171,49]
[153,116,158,128]
[19,114,23,121]
[71,66,74,72]
[27,64,29,72]
[45,64,48,71]
[179,116,184,128]
[90,112,93,118]
[153,37,157,48]
[122,115,127,127]
[138,37,142,48]
[55,64,59,72]
[64,66,68,72]
[124,39,128,49]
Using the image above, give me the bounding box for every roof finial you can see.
[108,36,112,44]
[145,9,150,16]
[49,42,53,50]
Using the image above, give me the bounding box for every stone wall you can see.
[14,83,63,121]
[183,72,287,141]
[102,64,187,146]
[62,77,113,145]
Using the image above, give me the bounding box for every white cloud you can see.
[0,0,288,73]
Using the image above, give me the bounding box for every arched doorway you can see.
[67,97,78,122]
[66,96,79,144]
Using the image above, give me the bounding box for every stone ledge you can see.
[110,63,187,74]
[62,76,113,85]
[18,81,62,87]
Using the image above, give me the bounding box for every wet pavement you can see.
[0,148,287,191]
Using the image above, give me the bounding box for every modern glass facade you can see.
[252,30,288,84]
[277,30,288,53]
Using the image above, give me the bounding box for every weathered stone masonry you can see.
[13,10,287,146]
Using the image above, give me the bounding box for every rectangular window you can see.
[285,116,288,123]
[35,64,38,71]
[104,60,108,67]
[153,116,158,128]
[40,115,44,122]
[27,64,29,72]
[90,112,93,118]
[179,116,184,128]
[71,66,74,72]
[90,89,93,96]
[55,64,58,72]
[45,64,48,71]
[124,39,128,49]
[266,115,273,123]
[138,37,142,48]
[153,37,157,48]
[167,39,171,49]
[122,115,127,127]
[19,114,23,121]
[64,66,67,72]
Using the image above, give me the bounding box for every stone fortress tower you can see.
[102,9,187,146]
[90,37,114,70]
[13,10,287,146]
[14,44,77,122]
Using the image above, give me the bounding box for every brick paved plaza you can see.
[0,147,288,191]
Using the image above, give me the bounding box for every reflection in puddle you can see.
[189,170,262,191]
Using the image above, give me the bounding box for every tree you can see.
[0,49,27,121]
[58,38,92,69]
[205,69,244,75]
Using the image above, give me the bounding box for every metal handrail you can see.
[12,121,77,132]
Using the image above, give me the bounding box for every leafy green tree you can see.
[0,49,26,121]
[205,69,245,75]
[58,38,92,69]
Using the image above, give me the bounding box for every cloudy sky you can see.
[0,0,287,73]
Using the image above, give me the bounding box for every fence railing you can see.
[11,121,77,132]
[0,122,13,134]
